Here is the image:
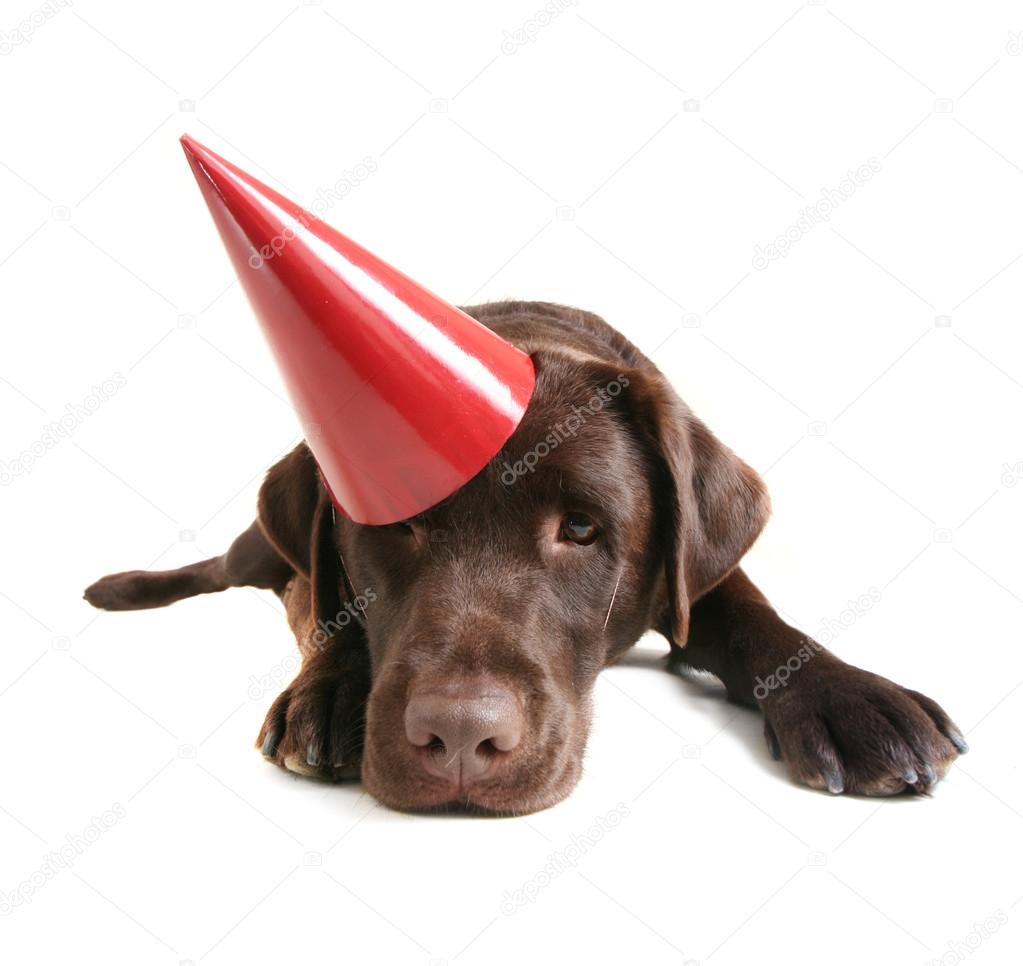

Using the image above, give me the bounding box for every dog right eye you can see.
[561,513,599,546]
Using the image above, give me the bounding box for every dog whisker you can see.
[603,569,623,630]
[445,743,469,769]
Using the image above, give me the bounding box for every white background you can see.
[2,1,1022,963]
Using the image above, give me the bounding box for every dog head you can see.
[258,314,768,815]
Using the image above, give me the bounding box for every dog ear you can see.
[257,444,343,628]
[631,372,770,647]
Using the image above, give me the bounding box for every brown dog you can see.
[85,300,966,815]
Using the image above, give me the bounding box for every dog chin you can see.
[361,754,582,817]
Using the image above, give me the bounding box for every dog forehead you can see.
[512,351,631,446]
[493,357,645,503]
[512,391,624,464]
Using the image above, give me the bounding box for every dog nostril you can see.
[426,735,445,756]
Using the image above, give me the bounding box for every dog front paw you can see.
[762,660,968,796]
[256,653,369,781]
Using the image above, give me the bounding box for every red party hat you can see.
[180,135,535,525]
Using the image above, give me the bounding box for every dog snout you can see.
[404,684,523,784]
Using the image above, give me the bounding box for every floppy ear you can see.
[257,444,343,628]
[633,372,770,647]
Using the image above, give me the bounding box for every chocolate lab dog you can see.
[85,301,966,815]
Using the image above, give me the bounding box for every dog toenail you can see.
[823,768,844,794]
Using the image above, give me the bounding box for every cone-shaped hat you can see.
[180,135,535,525]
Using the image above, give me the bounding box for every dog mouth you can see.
[407,799,541,818]
[363,764,579,817]
[360,722,585,817]
[391,784,534,816]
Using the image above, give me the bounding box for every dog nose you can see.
[404,686,523,783]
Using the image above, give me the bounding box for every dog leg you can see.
[84,520,293,610]
[256,620,371,781]
[671,568,967,795]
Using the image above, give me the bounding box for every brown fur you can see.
[84,300,965,814]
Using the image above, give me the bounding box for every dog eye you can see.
[561,513,599,545]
